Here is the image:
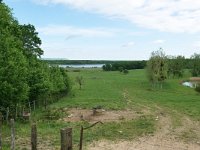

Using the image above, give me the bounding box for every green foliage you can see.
[0,3,29,109]
[60,67,72,92]
[20,24,43,58]
[0,2,71,115]
[190,53,200,77]
[28,61,51,102]
[102,61,146,71]
[147,48,168,88]
[167,55,185,78]
[42,107,68,120]
[102,64,112,71]
[123,69,129,74]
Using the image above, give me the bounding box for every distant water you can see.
[182,82,194,88]
[59,64,104,68]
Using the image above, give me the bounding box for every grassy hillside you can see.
[1,69,200,149]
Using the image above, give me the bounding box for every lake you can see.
[59,64,104,68]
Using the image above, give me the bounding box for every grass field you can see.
[54,69,200,120]
[1,69,200,149]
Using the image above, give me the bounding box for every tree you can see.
[167,55,185,78]
[147,48,168,88]
[60,68,72,92]
[19,24,43,58]
[190,53,200,77]
[28,61,52,103]
[0,2,72,113]
[102,64,112,71]
[0,3,29,112]
[123,69,129,74]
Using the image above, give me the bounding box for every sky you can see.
[4,0,200,60]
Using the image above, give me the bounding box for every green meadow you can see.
[54,69,200,120]
[1,69,200,149]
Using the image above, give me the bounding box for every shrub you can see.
[123,69,129,74]
[119,67,123,72]
[42,107,67,120]
[195,84,200,93]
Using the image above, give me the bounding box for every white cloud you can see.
[37,25,114,38]
[153,40,165,44]
[33,0,200,33]
[193,41,200,48]
[122,41,135,47]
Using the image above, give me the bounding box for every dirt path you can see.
[88,109,200,150]
[62,107,200,150]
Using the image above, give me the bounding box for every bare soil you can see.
[62,108,141,123]
[88,109,200,150]
[62,107,200,150]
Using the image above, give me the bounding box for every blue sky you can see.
[4,0,200,60]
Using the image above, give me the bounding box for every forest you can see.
[0,2,71,117]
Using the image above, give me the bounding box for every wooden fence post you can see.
[79,126,83,150]
[31,124,37,150]
[6,107,9,124]
[60,128,72,150]
[78,121,103,150]
[0,113,2,150]
[15,104,18,119]
[10,119,15,150]
[33,101,36,111]
[29,102,31,114]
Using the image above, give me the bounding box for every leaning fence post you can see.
[79,121,103,150]
[0,113,2,150]
[31,124,37,150]
[10,119,15,150]
[60,128,72,150]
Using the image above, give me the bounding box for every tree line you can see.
[102,61,147,71]
[102,50,200,79]
[146,48,200,88]
[0,2,71,117]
